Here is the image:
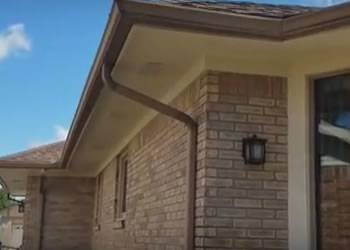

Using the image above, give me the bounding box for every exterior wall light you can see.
[242,135,267,165]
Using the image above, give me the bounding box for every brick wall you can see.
[22,176,95,250]
[320,166,350,250]
[22,70,288,250]
[195,71,288,249]
[91,73,207,250]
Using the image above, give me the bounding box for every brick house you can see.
[1,1,350,250]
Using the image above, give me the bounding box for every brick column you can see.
[195,71,288,249]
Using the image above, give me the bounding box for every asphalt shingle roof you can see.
[0,141,65,164]
[143,0,319,18]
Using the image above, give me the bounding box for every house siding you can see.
[22,176,95,250]
[195,71,288,250]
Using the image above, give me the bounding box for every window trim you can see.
[94,172,103,231]
[114,149,128,229]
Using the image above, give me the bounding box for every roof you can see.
[0,141,65,164]
[140,0,319,18]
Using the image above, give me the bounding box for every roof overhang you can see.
[4,0,350,188]
[62,0,350,171]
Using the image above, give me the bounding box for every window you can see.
[314,74,350,250]
[114,150,128,228]
[94,172,103,230]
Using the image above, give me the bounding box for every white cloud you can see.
[0,23,31,62]
[53,125,68,141]
[29,125,68,148]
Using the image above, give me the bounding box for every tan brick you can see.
[276,117,288,125]
[277,135,287,143]
[234,239,262,248]
[217,188,246,198]
[204,218,232,227]
[264,239,288,249]
[263,125,287,135]
[249,97,275,107]
[247,190,276,199]
[205,178,233,187]
[248,115,275,124]
[275,172,288,181]
[264,163,287,172]
[208,112,219,121]
[236,105,264,114]
[236,123,262,133]
[248,171,274,180]
[218,150,241,160]
[277,191,288,200]
[206,121,234,130]
[204,238,232,248]
[234,219,261,228]
[248,229,275,238]
[263,219,288,229]
[206,159,233,168]
[264,107,287,116]
[235,180,262,189]
[206,140,234,149]
[220,112,246,122]
[276,210,288,219]
[276,230,288,239]
[208,94,219,102]
[247,209,275,218]
[276,154,288,162]
[217,228,246,237]
[195,228,216,237]
[206,149,218,158]
[267,144,288,153]
[206,103,234,112]
[219,131,247,140]
[263,200,287,209]
[219,95,247,104]
[217,169,246,178]
[234,199,262,208]
[205,198,233,207]
[217,208,246,217]
[276,99,287,108]
[264,181,288,190]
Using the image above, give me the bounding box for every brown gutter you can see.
[0,161,59,170]
[101,64,197,250]
[56,0,350,172]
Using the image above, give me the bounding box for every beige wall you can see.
[0,205,23,248]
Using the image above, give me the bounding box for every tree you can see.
[0,189,10,210]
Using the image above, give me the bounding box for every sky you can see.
[0,0,112,156]
[0,0,348,156]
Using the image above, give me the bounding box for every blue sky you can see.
[0,0,348,156]
[0,0,112,156]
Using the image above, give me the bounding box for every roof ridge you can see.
[0,140,65,161]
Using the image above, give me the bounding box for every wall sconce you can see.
[242,135,267,165]
[18,203,24,213]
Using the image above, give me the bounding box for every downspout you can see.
[38,174,46,250]
[101,64,197,250]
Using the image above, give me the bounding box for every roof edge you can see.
[59,0,350,170]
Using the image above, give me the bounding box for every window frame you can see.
[94,172,103,231]
[114,149,128,229]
